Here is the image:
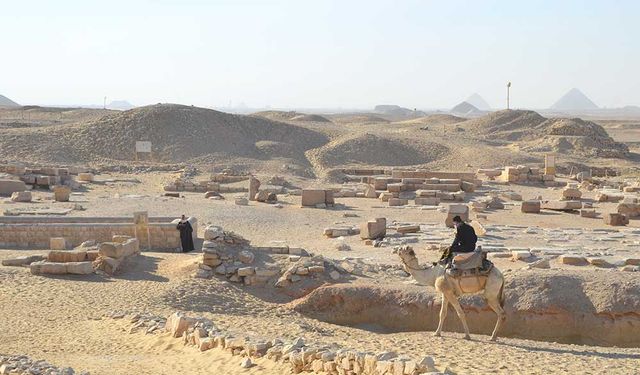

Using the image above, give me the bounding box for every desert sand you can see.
[1,105,640,374]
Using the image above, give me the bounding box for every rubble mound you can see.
[523,118,629,158]
[290,114,332,123]
[462,109,547,141]
[308,133,449,168]
[0,104,329,165]
[395,114,465,126]
[292,270,640,347]
[329,113,390,125]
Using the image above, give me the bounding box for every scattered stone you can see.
[240,357,253,368]
[521,200,541,213]
[10,191,32,202]
[559,255,588,266]
[604,213,628,226]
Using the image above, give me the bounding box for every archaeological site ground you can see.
[0,103,639,375]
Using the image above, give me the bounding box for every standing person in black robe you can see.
[176,215,194,252]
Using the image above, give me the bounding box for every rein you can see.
[400,256,429,271]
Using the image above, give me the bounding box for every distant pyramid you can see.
[107,100,135,110]
[465,93,491,110]
[0,94,19,107]
[550,88,598,110]
[450,101,482,116]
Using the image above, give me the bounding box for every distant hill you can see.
[450,101,484,116]
[107,100,135,110]
[551,88,598,110]
[0,94,19,107]
[465,93,491,111]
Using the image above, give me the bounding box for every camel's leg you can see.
[486,296,506,341]
[443,290,471,340]
[434,294,449,337]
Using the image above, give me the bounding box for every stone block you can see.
[1,255,45,267]
[10,191,31,202]
[587,257,611,267]
[617,203,640,218]
[559,255,588,266]
[30,261,68,275]
[301,189,327,207]
[48,250,87,262]
[562,188,582,200]
[0,179,27,196]
[461,181,475,192]
[501,192,522,201]
[99,242,125,259]
[396,225,420,234]
[50,237,68,250]
[77,173,94,182]
[66,261,94,274]
[414,197,439,206]
[235,197,249,205]
[604,213,628,226]
[53,185,71,202]
[360,218,386,240]
[388,198,408,206]
[521,200,541,213]
[445,204,469,227]
[237,267,254,276]
[580,209,598,218]
[541,200,582,211]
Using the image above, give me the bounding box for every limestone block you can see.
[562,188,582,200]
[203,225,224,241]
[617,203,640,218]
[512,250,532,260]
[580,209,598,218]
[165,312,197,338]
[559,255,588,266]
[237,267,255,276]
[541,200,582,211]
[121,238,140,257]
[1,255,45,267]
[66,261,94,274]
[30,261,67,275]
[587,257,611,267]
[604,213,628,226]
[48,250,87,262]
[50,237,68,250]
[415,197,439,206]
[10,191,31,202]
[521,200,541,213]
[98,242,125,259]
[301,189,326,207]
[396,225,420,234]
[502,191,522,201]
[445,204,469,227]
[77,173,94,182]
[0,179,27,196]
[53,185,71,202]
[235,197,249,205]
[360,218,386,240]
[388,198,408,206]
[238,250,255,264]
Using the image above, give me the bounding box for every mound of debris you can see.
[0,354,86,375]
[0,104,329,165]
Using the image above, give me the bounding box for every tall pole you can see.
[103,96,106,110]
[506,82,511,110]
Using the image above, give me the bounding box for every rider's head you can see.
[452,215,463,227]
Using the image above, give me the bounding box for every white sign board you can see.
[135,141,152,153]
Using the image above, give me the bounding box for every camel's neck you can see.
[403,258,442,286]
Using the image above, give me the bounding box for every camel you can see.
[394,245,506,341]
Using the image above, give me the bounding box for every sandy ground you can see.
[1,172,640,374]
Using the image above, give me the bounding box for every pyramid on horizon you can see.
[465,93,491,111]
[0,94,19,107]
[550,88,598,110]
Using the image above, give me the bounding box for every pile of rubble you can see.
[117,311,447,374]
[163,170,249,193]
[2,235,141,276]
[0,163,89,203]
[0,354,86,375]
[478,165,556,186]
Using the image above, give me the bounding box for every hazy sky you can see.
[2,0,639,109]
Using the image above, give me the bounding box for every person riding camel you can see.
[439,215,477,266]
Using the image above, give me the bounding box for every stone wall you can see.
[0,216,190,250]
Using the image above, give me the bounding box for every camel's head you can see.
[393,245,418,265]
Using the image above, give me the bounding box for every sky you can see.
[1,0,639,110]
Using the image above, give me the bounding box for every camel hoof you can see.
[433,332,441,337]
[490,336,497,342]
[464,335,471,340]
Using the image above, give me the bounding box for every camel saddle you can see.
[446,249,493,278]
